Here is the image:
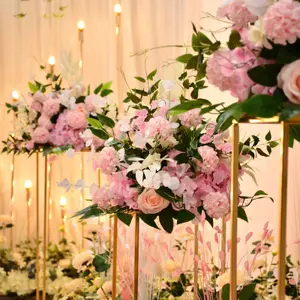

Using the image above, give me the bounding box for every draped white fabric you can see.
[0,0,299,261]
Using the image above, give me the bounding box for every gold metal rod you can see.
[194,224,199,300]
[36,152,40,300]
[221,217,227,274]
[47,164,52,245]
[10,154,15,248]
[112,215,118,299]
[133,215,140,300]
[26,189,30,240]
[42,156,48,300]
[278,121,289,299]
[230,122,239,300]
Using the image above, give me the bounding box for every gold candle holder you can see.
[35,153,40,300]
[193,224,199,300]
[60,196,67,240]
[77,20,84,72]
[114,3,121,35]
[111,215,118,299]
[47,56,55,76]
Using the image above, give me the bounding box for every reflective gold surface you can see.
[36,153,40,300]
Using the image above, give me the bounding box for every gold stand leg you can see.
[36,153,40,300]
[278,122,289,299]
[230,123,239,300]
[42,156,48,300]
[194,224,199,300]
[112,215,118,299]
[81,152,85,250]
[133,215,140,300]
[10,154,15,249]
[221,217,227,274]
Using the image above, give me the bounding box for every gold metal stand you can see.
[133,215,140,300]
[112,215,118,299]
[221,217,226,274]
[80,152,85,250]
[194,224,199,300]
[42,156,48,300]
[230,122,239,300]
[35,153,40,300]
[10,154,15,248]
[278,121,289,299]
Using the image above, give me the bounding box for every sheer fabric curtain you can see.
[0,0,298,259]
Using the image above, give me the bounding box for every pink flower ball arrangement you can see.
[92,146,120,174]
[2,73,114,153]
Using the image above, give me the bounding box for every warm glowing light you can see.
[11,90,20,101]
[60,196,67,207]
[24,180,32,189]
[28,199,32,207]
[116,26,119,35]
[77,20,85,30]
[114,3,122,14]
[48,56,56,66]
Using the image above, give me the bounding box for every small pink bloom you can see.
[91,187,111,209]
[32,127,50,144]
[197,146,219,174]
[26,140,34,150]
[200,134,213,144]
[38,114,54,130]
[179,108,202,128]
[31,101,42,112]
[43,98,60,117]
[137,189,170,214]
[66,110,87,129]
[33,91,48,103]
[277,60,300,104]
[93,146,119,174]
[264,1,300,46]
[203,191,230,219]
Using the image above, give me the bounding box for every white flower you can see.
[159,171,180,191]
[94,277,105,288]
[136,169,161,189]
[244,0,275,16]
[248,19,272,48]
[63,278,83,294]
[72,250,94,271]
[216,270,245,289]
[58,259,71,269]
[85,223,102,235]
[59,90,76,109]
[97,281,121,299]
[80,129,94,147]
[165,259,178,273]
[162,80,175,91]
[12,252,25,268]
[0,235,7,246]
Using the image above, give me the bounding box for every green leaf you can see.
[192,32,212,52]
[174,153,189,164]
[238,207,248,222]
[93,253,110,272]
[216,103,243,131]
[169,99,211,115]
[90,127,110,140]
[280,104,300,121]
[28,82,39,93]
[176,210,195,225]
[100,89,113,97]
[241,94,283,118]
[176,53,194,64]
[147,69,157,81]
[159,207,174,233]
[140,214,159,229]
[247,64,282,87]
[135,76,146,83]
[94,83,103,94]
[102,81,112,90]
[265,131,271,141]
[257,148,269,157]
[117,213,133,226]
[239,283,256,300]
[269,141,279,148]
[200,103,222,115]
[97,114,115,128]
[72,204,98,218]
[227,30,242,50]
[254,190,267,196]
[197,61,207,80]
[155,187,175,202]
[277,40,300,64]
[127,92,140,104]
[222,284,230,300]
[87,117,102,129]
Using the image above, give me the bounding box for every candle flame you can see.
[48,56,56,66]
[77,20,85,30]
[114,3,122,14]
[24,180,32,189]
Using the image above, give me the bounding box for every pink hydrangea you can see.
[31,127,50,144]
[31,101,42,112]
[179,108,202,128]
[264,1,300,45]
[66,110,87,129]
[91,187,111,209]
[197,146,219,174]
[93,147,119,174]
[206,47,257,100]
[217,0,257,28]
[43,98,60,117]
[203,192,230,219]
[33,91,48,103]
[146,116,173,140]
[38,114,54,130]
[26,140,34,150]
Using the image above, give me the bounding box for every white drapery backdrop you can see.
[0,0,299,261]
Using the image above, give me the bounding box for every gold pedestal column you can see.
[230,122,239,300]
[35,153,40,300]
[111,215,118,299]
[133,215,140,300]
[194,224,199,300]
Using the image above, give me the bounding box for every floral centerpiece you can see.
[2,65,115,155]
[167,0,300,144]
[73,73,276,232]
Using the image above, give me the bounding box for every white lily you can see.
[159,171,180,191]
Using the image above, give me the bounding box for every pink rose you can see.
[31,127,50,144]
[33,91,48,103]
[43,98,60,117]
[277,60,300,104]
[66,110,87,129]
[137,189,170,214]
